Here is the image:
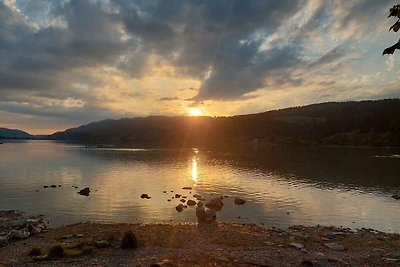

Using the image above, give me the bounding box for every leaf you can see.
[390,21,400,32]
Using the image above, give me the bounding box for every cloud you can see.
[0,0,398,132]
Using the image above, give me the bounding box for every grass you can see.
[120,231,138,249]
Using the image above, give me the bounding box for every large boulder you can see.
[196,206,216,223]
[205,196,224,211]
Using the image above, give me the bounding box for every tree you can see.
[383,5,400,55]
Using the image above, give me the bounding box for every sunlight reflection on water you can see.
[0,140,399,232]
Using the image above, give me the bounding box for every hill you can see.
[0,128,34,139]
[49,99,400,147]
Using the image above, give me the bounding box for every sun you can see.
[189,107,202,116]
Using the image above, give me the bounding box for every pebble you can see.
[95,240,109,249]
[234,198,246,205]
[175,194,181,198]
[324,242,346,251]
[25,219,39,226]
[182,187,192,190]
[12,219,25,228]
[289,242,304,249]
[187,200,196,206]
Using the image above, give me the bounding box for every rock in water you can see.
[197,201,204,207]
[196,206,206,222]
[78,187,90,196]
[176,204,184,212]
[392,194,400,200]
[324,242,346,251]
[182,187,192,190]
[140,193,149,199]
[205,196,224,211]
[187,200,196,206]
[196,206,216,223]
[205,209,216,222]
[175,194,181,198]
[120,231,138,249]
[234,198,246,205]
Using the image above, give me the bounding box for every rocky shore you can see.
[1,210,400,266]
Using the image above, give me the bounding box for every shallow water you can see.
[0,140,399,232]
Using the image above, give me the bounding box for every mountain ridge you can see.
[0,128,35,139]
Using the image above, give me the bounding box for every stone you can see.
[150,259,177,267]
[324,242,346,251]
[196,206,206,222]
[8,230,29,240]
[187,200,196,206]
[78,187,90,196]
[193,194,202,199]
[204,209,217,222]
[322,229,335,238]
[0,236,8,246]
[12,219,25,228]
[290,242,304,249]
[180,199,186,203]
[25,219,39,226]
[43,185,48,188]
[175,194,181,198]
[182,187,192,190]
[234,198,246,205]
[175,204,184,212]
[95,240,109,249]
[61,234,73,239]
[50,185,57,188]
[29,225,41,235]
[293,232,310,240]
[197,201,204,207]
[392,194,400,200]
[205,196,224,211]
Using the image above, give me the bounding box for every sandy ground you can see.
[1,220,400,267]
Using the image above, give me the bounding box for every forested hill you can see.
[49,99,400,147]
[0,128,34,139]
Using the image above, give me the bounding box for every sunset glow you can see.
[189,108,202,117]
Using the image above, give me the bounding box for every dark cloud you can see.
[0,0,396,129]
[158,97,182,101]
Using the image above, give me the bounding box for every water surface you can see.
[0,140,399,232]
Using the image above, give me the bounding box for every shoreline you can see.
[1,211,400,266]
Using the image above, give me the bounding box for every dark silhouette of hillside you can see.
[0,128,34,139]
[49,99,400,147]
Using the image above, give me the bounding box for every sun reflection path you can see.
[191,157,198,183]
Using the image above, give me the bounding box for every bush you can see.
[28,247,42,256]
[120,231,138,249]
[47,245,65,258]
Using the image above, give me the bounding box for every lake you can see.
[0,140,399,232]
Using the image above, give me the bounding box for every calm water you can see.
[0,140,399,232]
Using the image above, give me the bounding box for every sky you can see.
[1,0,400,134]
